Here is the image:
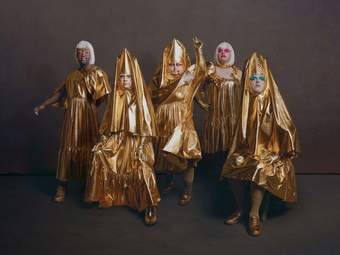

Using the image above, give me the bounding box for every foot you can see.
[248,216,262,236]
[224,210,242,225]
[178,190,192,206]
[53,185,66,203]
[144,207,157,226]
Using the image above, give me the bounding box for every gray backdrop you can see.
[1,0,339,173]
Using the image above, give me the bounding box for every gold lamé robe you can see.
[151,43,206,172]
[53,66,111,181]
[221,53,300,202]
[197,63,242,153]
[85,49,160,211]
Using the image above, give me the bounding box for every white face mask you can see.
[249,74,266,94]
[217,47,231,65]
[120,73,132,89]
[167,61,185,76]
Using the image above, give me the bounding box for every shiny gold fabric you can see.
[221,52,300,202]
[198,62,242,153]
[151,39,206,172]
[85,49,160,211]
[53,66,111,181]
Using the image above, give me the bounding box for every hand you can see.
[202,103,210,112]
[193,36,203,49]
[269,154,279,164]
[34,105,45,116]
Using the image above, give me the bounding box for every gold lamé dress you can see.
[85,49,160,211]
[53,66,111,181]
[221,53,300,202]
[151,40,206,172]
[198,63,242,153]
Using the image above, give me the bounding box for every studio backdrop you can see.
[1,0,339,173]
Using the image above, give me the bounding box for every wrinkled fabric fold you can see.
[85,49,160,210]
[85,134,160,211]
[201,63,242,153]
[221,53,300,202]
[151,39,206,172]
[55,66,111,181]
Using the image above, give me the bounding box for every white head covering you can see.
[75,40,95,65]
[214,41,235,66]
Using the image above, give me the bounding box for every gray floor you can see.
[0,174,339,255]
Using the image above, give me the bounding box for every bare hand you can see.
[34,105,45,116]
[202,103,210,112]
[193,36,203,49]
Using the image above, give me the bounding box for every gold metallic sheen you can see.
[53,66,111,181]
[85,49,160,211]
[197,62,242,153]
[151,38,206,172]
[221,52,300,202]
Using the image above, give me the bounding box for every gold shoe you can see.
[178,191,192,206]
[53,185,66,203]
[248,216,262,236]
[144,207,157,226]
[224,210,242,225]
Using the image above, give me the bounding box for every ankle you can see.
[249,212,260,219]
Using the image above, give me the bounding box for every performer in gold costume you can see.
[85,49,160,225]
[196,42,242,171]
[221,52,300,236]
[34,41,111,202]
[150,37,206,205]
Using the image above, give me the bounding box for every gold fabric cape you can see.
[85,49,160,211]
[53,66,111,181]
[221,52,300,202]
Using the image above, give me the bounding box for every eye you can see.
[250,76,256,81]
[218,48,222,53]
[259,76,265,81]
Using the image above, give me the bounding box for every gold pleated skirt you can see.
[155,102,201,172]
[203,116,235,154]
[222,153,297,203]
[202,81,238,154]
[57,98,99,181]
[85,133,160,211]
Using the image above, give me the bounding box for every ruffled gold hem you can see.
[222,154,297,203]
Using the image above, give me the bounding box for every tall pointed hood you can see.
[100,49,156,137]
[160,38,191,88]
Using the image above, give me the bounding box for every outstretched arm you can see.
[34,85,66,116]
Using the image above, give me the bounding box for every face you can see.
[167,61,185,76]
[76,48,91,65]
[120,73,132,88]
[217,47,231,65]
[249,73,266,94]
